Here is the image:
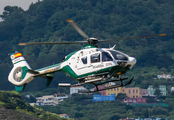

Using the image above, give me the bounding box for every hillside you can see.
[0,106,41,120]
[0,0,174,92]
[37,93,174,119]
[0,91,69,120]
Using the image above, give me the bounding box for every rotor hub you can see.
[88,37,98,44]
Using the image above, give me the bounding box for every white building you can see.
[35,95,59,106]
[55,95,69,103]
[60,114,69,118]
[171,87,174,92]
[70,86,87,94]
[157,74,171,79]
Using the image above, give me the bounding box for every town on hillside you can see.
[27,74,174,119]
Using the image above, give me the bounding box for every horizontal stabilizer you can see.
[59,83,71,87]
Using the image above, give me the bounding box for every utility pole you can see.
[149,108,151,119]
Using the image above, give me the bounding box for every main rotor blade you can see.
[98,33,167,43]
[19,41,88,46]
[66,19,90,40]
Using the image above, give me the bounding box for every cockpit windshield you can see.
[108,50,128,61]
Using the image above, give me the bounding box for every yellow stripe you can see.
[14,53,22,58]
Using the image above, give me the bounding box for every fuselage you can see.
[60,45,136,81]
[8,45,136,88]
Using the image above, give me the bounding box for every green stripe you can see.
[12,56,23,60]
[13,60,26,65]
[63,51,77,62]
[36,63,61,71]
[15,84,27,91]
[9,51,19,56]
[21,66,28,79]
[83,44,98,49]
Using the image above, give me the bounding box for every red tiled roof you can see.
[60,114,68,116]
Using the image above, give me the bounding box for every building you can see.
[148,85,166,96]
[171,87,174,92]
[148,85,155,96]
[106,86,122,97]
[94,86,106,95]
[29,103,35,106]
[157,74,171,79]
[105,85,142,98]
[159,85,167,96]
[59,114,69,118]
[70,86,87,94]
[122,98,146,104]
[35,95,59,106]
[122,87,143,98]
[93,94,115,102]
[55,95,69,103]
[142,89,149,96]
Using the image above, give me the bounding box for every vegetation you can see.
[0,0,174,119]
[37,93,174,119]
[0,0,174,91]
[0,90,70,120]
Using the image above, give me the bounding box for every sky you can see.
[0,0,39,15]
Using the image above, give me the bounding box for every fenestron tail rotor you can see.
[18,19,167,46]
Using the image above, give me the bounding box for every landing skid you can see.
[59,77,134,93]
[78,77,134,93]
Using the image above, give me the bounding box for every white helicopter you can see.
[8,19,166,92]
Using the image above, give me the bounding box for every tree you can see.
[116,93,127,100]
[154,88,161,100]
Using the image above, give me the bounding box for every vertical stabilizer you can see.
[8,51,34,91]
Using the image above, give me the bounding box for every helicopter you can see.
[8,19,166,92]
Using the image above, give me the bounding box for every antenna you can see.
[110,44,116,50]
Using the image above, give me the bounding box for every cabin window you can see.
[102,52,113,62]
[91,53,100,63]
[81,56,87,64]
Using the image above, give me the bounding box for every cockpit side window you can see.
[91,53,100,63]
[109,50,128,60]
[102,52,113,62]
[81,56,87,64]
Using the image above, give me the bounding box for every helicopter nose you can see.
[128,57,137,65]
